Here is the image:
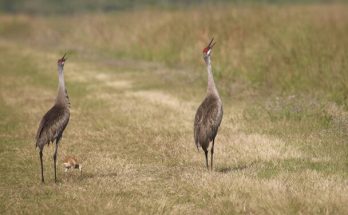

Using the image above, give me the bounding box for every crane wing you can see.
[207,103,223,140]
[194,96,223,149]
[194,104,204,149]
[36,105,70,147]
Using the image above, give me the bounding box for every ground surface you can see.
[0,4,348,214]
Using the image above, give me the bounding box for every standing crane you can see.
[35,53,70,183]
[194,38,223,170]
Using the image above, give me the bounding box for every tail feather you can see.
[35,138,45,150]
[195,141,200,152]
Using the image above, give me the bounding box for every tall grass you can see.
[1,4,347,105]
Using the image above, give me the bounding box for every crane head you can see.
[57,53,68,66]
[203,38,216,57]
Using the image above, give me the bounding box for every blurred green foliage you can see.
[0,0,344,14]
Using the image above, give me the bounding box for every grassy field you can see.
[0,3,348,214]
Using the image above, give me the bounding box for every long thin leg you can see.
[204,148,209,170]
[211,139,215,171]
[40,150,44,183]
[53,140,59,183]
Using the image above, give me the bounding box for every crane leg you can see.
[40,150,44,183]
[53,141,59,183]
[211,139,215,171]
[204,148,209,170]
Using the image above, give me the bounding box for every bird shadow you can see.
[215,161,257,173]
[79,172,118,180]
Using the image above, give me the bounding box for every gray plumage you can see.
[36,105,70,149]
[194,38,223,170]
[35,54,70,183]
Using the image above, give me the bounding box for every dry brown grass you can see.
[0,4,348,214]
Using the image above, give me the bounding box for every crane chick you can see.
[63,156,82,175]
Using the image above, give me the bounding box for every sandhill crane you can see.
[194,38,223,170]
[63,156,82,175]
[35,53,70,183]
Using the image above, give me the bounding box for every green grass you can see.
[2,4,347,106]
[0,3,348,214]
[1,0,344,14]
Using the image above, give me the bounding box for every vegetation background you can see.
[0,0,347,214]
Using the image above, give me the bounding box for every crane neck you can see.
[205,56,219,97]
[56,65,70,107]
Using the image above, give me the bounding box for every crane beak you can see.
[207,38,216,50]
[61,52,68,61]
[61,51,71,62]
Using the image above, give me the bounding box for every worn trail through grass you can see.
[0,43,346,214]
